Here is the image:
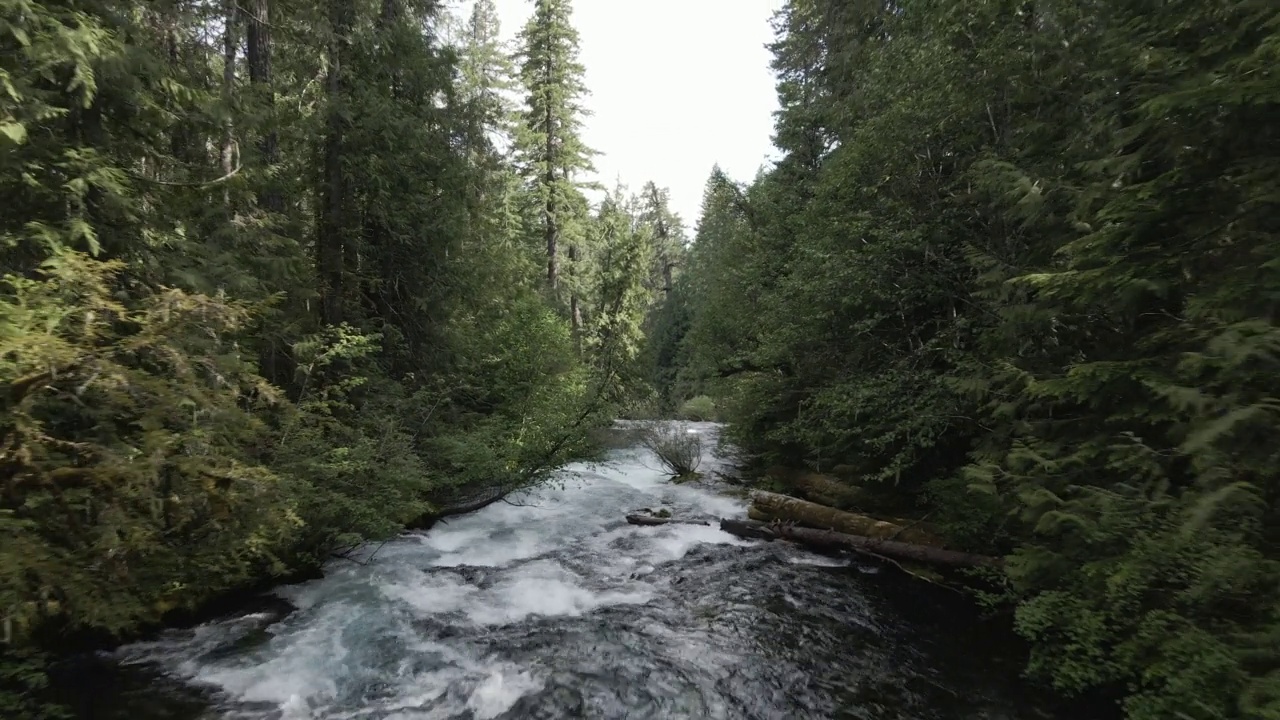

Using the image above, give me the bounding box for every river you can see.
[84,422,1065,720]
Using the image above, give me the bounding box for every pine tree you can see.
[587,187,655,397]
[514,0,596,299]
[457,0,517,155]
[638,182,686,296]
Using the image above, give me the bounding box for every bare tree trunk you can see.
[626,515,709,527]
[564,169,581,333]
[544,55,558,289]
[655,220,673,293]
[568,243,582,332]
[318,0,352,325]
[246,2,287,384]
[719,519,1001,569]
[246,0,281,212]
[750,490,942,546]
[166,5,197,172]
[221,0,238,205]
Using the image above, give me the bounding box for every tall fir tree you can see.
[515,0,596,314]
[637,181,686,297]
[456,0,517,158]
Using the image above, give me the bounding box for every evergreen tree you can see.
[456,0,517,158]
[514,0,596,305]
[586,187,656,399]
[635,181,689,408]
[0,0,614,712]
[671,1,1280,718]
[637,181,686,297]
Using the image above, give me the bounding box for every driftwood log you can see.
[750,490,943,547]
[719,519,1001,569]
[626,514,710,527]
[764,466,864,509]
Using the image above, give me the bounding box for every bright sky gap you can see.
[464,0,785,227]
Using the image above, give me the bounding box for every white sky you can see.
[462,0,784,230]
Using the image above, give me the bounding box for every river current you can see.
[90,422,1063,720]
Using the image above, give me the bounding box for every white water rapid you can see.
[101,422,1060,720]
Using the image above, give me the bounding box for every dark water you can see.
[86,423,1067,720]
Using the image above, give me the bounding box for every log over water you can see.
[719,519,1002,569]
[763,466,864,509]
[750,490,944,547]
[625,514,711,527]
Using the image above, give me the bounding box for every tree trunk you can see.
[750,490,943,547]
[762,466,864,509]
[221,0,237,204]
[165,7,198,171]
[719,519,1001,569]
[568,243,581,332]
[656,221,673,293]
[544,55,558,289]
[246,0,281,212]
[317,0,352,325]
[625,514,709,527]
[408,485,510,530]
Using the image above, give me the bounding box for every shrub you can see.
[640,422,703,480]
[677,395,718,421]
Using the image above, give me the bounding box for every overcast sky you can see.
[464,0,784,231]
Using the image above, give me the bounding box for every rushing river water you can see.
[87,422,1066,720]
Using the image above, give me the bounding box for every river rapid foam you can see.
[103,422,1059,720]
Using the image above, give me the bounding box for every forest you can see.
[2,0,1278,719]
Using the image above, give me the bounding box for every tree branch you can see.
[130,150,242,188]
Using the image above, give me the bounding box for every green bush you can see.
[678,395,718,421]
[640,422,704,479]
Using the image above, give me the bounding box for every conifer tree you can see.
[457,0,517,157]
[0,1,613,712]
[638,181,685,296]
[514,0,596,297]
[587,187,655,391]
[671,2,1280,718]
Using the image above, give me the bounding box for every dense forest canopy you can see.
[1,0,674,713]
[3,0,1279,719]
[649,1,1280,718]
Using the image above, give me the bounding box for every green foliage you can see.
[677,395,717,422]
[672,0,1280,717]
[0,0,629,714]
[515,0,596,301]
[0,649,65,720]
[587,190,654,367]
[1,250,298,647]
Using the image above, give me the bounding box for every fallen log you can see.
[719,519,1001,569]
[750,490,943,547]
[626,514,711,527]
[718,518,778,541]
[626,514,672,526]
[764,466,863,509]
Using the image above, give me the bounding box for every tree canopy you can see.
[0,1,673,714]
[655,2,1280,718]
[4,1,1279,718]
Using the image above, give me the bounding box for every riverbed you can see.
[87,422,1064,719]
